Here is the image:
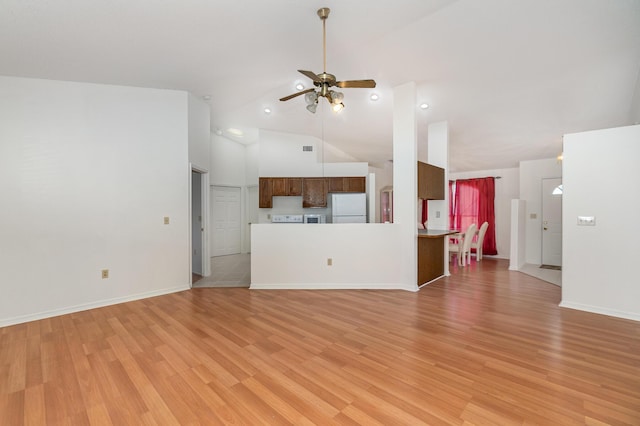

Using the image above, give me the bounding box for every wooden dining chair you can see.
[449,223,477,266]
[471,221,489,261]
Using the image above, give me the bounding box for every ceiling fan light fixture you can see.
[330,91,344,104]
[332,102,344,112]
[305,91,318,105]
[306,103,318,114]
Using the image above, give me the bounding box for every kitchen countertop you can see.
[417,229,459,238]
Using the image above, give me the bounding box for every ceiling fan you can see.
[279,7,376,113]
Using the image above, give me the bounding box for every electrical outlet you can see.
[436,211,441,218]
[577,216,595,226]
[327,258,333,266]
[164,216,170,225]
[101,269,109,279]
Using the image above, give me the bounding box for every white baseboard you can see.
[0,285,190,328]
[249,282,418,292]
[559,301,640,322]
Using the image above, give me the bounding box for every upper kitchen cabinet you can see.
[418,161,445,200]
[302,178,327,208]
[271,177,302,196]
[327,177,366,193]
[259,177,273,208]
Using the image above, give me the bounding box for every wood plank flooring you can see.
[1,259,639,425]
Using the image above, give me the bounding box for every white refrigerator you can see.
[330,193,367,223]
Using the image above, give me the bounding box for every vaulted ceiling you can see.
[2,0,639,171]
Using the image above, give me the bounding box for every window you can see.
[449,177,497,256]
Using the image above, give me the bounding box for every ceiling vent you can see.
[302,145,313,152]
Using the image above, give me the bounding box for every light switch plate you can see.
[577,216,595,226]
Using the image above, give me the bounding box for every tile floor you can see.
[518,262,562,286]
[192,253,251,288]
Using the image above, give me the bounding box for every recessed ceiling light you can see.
[370,93,379,101]
[214,128,223,136]
[227,128,244,137]
[296,83,305,91]
[419,103,429,110]
[202,95,211,101]
[264,107,272,114]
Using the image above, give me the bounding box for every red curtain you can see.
[450,177,497,256]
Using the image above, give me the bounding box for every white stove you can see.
[271,214,303,223]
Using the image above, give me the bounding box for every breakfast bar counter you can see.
[417,229,459,285]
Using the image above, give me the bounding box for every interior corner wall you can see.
[188,94,211,172]
[0,76,190,326]
[449,167,519,259]
[519,158,562,265]
[561,124,640,321]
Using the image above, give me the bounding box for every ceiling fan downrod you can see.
[318,7,330,73]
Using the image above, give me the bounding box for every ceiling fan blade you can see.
[336,79,377,89]
[298,70,322,83]
[280,88,315,102]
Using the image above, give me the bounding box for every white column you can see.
[427,121,450,275]
[393,82,418,289]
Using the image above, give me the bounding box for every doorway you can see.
[541,177,562,267]
[191,171,203,276]
[211,186,242,257]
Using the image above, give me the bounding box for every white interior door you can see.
[246,185,259,253]
[211,186,241,257]
[542,178,562,266]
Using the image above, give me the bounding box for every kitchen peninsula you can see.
[417,229,458,285]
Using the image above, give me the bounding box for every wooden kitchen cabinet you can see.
[287,178,302,196]
[259,178,273,208]
[418,161,445,200]
[271,178,287,196]
[302,178,327,208]
[271,177,303,196]
[327,177,366,193]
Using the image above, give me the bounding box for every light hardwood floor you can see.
[1,259,639,425]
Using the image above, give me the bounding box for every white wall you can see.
[426,121,449,231]
[519,158,563,264]
[449,167,519,259]
[561,125,640,321]
[258,130,368,178]
[258,130,325,177]
[210,133,247,186]
[509,199,527,270]
[250,224,413,290]
[245,143,259,186]
[0,76,190,326]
